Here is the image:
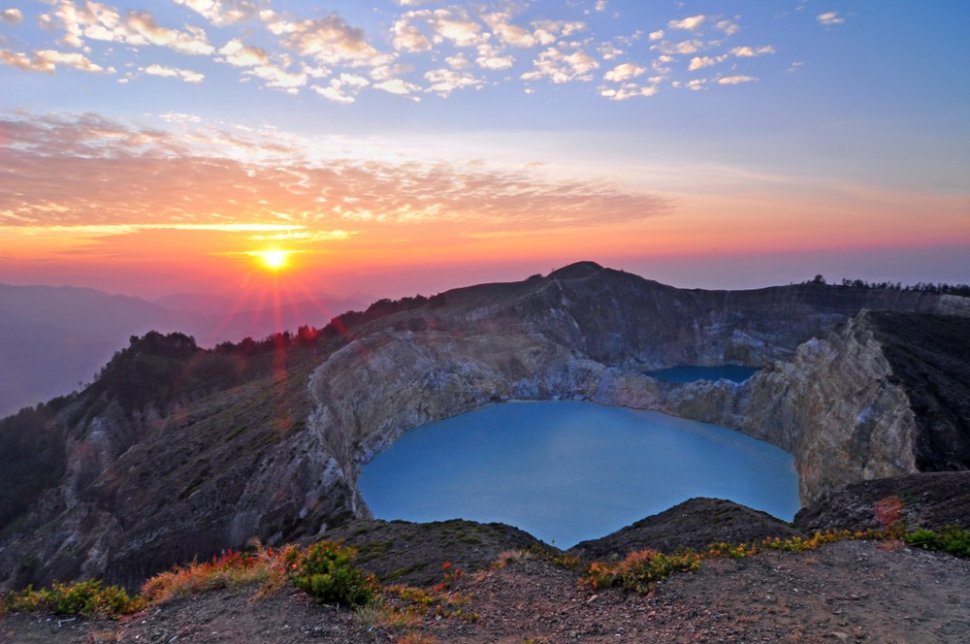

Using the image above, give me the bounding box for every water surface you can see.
[359,401,798,548]
[645,365,759,383]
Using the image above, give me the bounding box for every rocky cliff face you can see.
[2,263,968,590]
[664,311,970,504]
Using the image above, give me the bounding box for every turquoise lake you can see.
[358,401,800,548]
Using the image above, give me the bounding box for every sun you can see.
[254,249,291,272]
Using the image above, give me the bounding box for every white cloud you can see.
[49,2,215,55]
[51,1,127,48]
[718,74,757,85]
[598,42,623,60]
[174,0,255,26]
[688,55,726,71]
[654,39,703,55]
[391,15,432,52]
[483,11,536,48]
[445,52,468,69]
[218,38,269,67]
[648,30,664,41]
[374,77,419,96]
[521,46,599,84]
[429,8,484,47]
[476,53,514,70]
[312,73,369,104]
[0,49,44,71]
[816,11,845,26]
[731,45,775,58]
[595,1,608,12]
[600,83,658,101]
[531,19,587,40]
[668,15,705,31]
[143,63,204,83]
[716,19,739,36]
[1,8,22,24]
[424,67,483,95]
[311,85,355,106]
[674,78,707,91]
[1,48,112,73]
[158,112,202,124]
[246,63,307,93]
[272,13,387,67]
[651,54,673,74]
[475,42,513,70]
[603,62,644,82]
[124,10,214,55]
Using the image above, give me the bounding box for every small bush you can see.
[584,549,701,593]
[904,526,970,558]
[3,580,143,618]
[290,541,375,607]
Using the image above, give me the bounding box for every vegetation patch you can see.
[904,526,970,558]
[584,550,702,593]
[289,541,377,608]
[582,529,896,593]
[373,562,478,630]
[141,543,295,604]
[1,580,143,619]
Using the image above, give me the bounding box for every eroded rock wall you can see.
[738,314,920,504]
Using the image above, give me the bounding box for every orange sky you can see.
[2,2,969,299]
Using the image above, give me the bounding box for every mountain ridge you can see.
[0,282,368,417]
[1,262,968,591]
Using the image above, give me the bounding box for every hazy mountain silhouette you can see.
[0,283,367,417]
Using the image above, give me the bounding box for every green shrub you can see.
[290,541,375,607]
[904,526,970,558]
[3,580,143,618]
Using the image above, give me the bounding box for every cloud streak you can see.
[0,113,671,247]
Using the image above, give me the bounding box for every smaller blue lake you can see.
[645,365,759,383]
[358,401,799,548]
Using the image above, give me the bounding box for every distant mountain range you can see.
[0,283,368,417]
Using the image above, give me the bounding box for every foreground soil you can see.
[3,539,968,643]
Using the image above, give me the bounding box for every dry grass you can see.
[141,541,299,605]
[490,549,531,570]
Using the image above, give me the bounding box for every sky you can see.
[0,0,968,300]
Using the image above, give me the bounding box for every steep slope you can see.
[665,311,970,504]
[1,263,968,591]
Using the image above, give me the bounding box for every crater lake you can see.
[358,401,799,547]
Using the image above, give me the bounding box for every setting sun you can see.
[255,249,290,272]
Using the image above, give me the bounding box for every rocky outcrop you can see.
[704,312,918,503]
[321,518,551,587]
[568,498,801,560]
[664,311,970,504]
[2,263,968,590]
[795,471,970,532]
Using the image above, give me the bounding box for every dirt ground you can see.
[3,539,968,643]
